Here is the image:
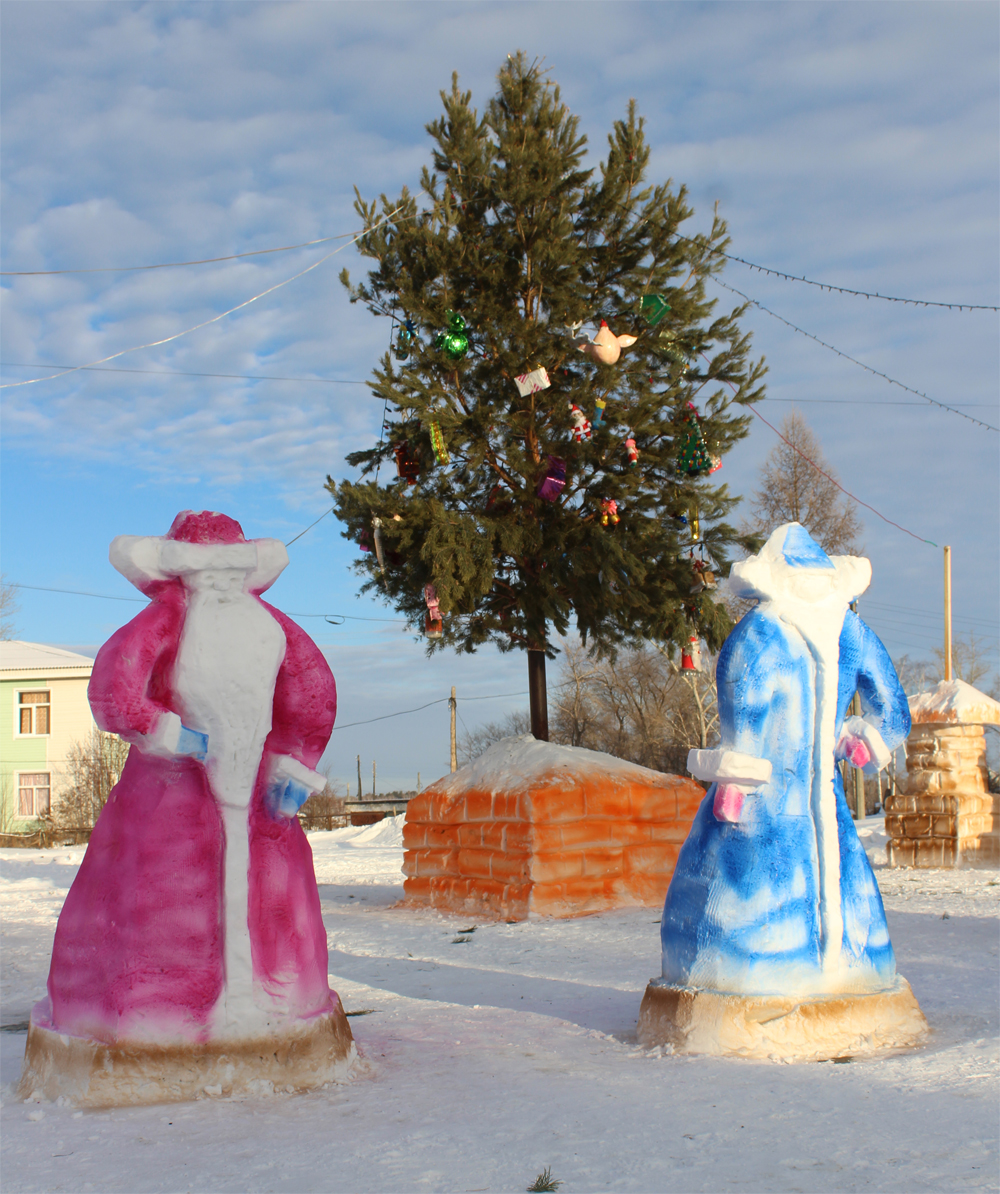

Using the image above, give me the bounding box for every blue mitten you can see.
[177,725,208,761]
[267,778,311,820]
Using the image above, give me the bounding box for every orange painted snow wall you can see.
[402,736,705,920]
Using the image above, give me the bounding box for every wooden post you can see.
[449,686,457,773]
[528,650,549,741]
[356,755,362,799]
[943,545,953,682]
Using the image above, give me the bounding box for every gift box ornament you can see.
[514,367,551,396]
[570,403,592,442]
[430,422,450,465]
[537,456,566,502]
[640,295,671,327]
[394,442,421,485]
[434,310,470,361]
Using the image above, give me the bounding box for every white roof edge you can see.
[0,641,96,672]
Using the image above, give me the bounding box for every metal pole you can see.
[356,754,362,799]
[943,545,953,682]
[449,686,457,773]
[528,649,549,741]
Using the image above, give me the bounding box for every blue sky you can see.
[2,1,997,789]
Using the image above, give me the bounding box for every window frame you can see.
[17,771,51,818]
[15,689,51,737]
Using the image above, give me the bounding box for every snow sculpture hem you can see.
[636,979,928,1062]
[18,999,355,1108]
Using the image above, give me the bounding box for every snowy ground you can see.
[2,814,998,1194]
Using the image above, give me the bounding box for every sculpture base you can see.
[18,1005,356,1107]
[636,978,928,1062]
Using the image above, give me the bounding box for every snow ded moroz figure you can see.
[637,523,928,1061]
[20,511,356,1106]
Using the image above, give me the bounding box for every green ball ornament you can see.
[435,310,470,361]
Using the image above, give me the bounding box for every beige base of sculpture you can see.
[18,1006,356,1107]
[636,978,928,1062]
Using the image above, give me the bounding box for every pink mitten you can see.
[837,735,871,769]
[713,784,745,823]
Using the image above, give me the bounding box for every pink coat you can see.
[43,583,338,1044]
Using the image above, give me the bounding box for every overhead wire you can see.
[693,242,999,311]
[711,276,999,432]
[0,231,362,276]
[0,205,405,391]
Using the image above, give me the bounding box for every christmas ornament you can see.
[576,320,638,366]
[677,404,714,476]
[394,442,421,485]
[570,403,591,442]
[593,398,607,428]
[640,295,671,326]
[600,498,620,527]
[681,635,702,672]
[372,517,386,575]
[690,508,700,541]
[394,318,417,361]
[514,367,551,396]
[434,310,470,361]
[625,438,639,467]
[691,559,716,594]
[430,422,450,465]
[537,456,566,502]
[424,584,443,639]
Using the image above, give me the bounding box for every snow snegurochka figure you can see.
[638,523,928,1061]
[20,512,356,1106]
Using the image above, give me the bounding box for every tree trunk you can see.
[528,650,549,741]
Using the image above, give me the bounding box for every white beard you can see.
[174,588,287,1034]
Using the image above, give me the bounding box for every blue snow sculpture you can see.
[661,523,910,998]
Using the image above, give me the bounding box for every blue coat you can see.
[661,608,910,997]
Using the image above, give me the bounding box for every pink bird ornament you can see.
[576,320,638,366]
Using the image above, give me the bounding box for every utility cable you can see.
[701,352,939,547]
[697,242,998,311]
[712,277,999,432]
[0,231,362,276]
[0,362,371,385]
[0,206,405,391]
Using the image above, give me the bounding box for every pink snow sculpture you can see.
[19,511,355,1107]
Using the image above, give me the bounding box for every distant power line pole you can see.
[943,545,953,681]
[356,754,362,799]
[450,686,457,774]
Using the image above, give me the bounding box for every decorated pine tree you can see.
[329,54,765,739]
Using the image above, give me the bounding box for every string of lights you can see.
[712,277,999,433]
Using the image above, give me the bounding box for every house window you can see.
[18,773,51,818]
[18,691,50,735]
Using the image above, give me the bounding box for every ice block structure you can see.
[887,679,1000,867]
[638,523,928,1061]
[19,511,355,1107]
[402,736,704,920]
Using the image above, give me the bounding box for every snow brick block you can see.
[402,736,704,920]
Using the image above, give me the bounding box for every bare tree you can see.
[53,730,131,828]
[298,783,347,831]
[458,710,531,765]
[0,574,20,641]
[745,410,862,554]
[895,633,999,698]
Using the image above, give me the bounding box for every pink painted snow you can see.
[2,815,997,1192]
